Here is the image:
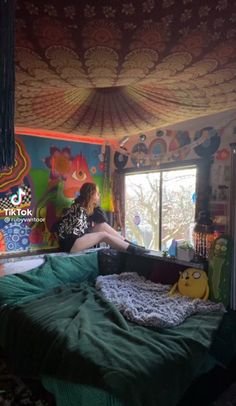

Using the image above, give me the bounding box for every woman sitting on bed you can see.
[57,182,149,255]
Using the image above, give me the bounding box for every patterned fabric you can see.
[14,0,236,139]
[96,272,225,328]
[57,203,89,240]
[0,352,54,405]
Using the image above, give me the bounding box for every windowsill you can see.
[127,249,208,269]
[0,248,59,263]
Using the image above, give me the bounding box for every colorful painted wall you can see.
[0,135,110,254]
[111,109,236,234]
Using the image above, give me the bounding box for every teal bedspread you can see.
[0,253,226,406]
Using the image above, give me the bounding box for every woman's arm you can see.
[89,206,108,224]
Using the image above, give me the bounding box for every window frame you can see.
[122,159,202,251]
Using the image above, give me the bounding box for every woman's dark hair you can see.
[75,182,97,209]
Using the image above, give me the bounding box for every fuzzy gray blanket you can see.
[96,272,225,328]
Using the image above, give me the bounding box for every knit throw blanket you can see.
[96,273,225,328]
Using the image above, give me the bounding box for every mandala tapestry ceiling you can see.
[15,0,236,139]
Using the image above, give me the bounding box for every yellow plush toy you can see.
[169,268,209,300]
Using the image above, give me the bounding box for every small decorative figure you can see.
[168,239,177,257]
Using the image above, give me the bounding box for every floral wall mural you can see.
[0,135,109,254]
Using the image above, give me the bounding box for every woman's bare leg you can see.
[92,222,124,239]
[70,231,129,253]
[92,223,145,248]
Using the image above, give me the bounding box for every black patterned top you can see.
[57,204,107,241]
[57,203,89,240]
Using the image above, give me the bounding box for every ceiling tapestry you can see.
[15,0,236,139]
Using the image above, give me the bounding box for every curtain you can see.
[112,171,125,233]
[0,0,16,169]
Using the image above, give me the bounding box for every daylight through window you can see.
[125,167,197,252]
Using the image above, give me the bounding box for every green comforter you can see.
[0,253,225,406]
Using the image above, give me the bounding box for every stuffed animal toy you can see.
[208,236,231,306]
[169,268,209,300]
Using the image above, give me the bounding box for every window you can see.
[125,166,197,251]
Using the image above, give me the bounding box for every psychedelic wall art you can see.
[111,109,236,236]
[0,135,108,254]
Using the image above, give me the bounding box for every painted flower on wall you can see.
[44,147,72,180]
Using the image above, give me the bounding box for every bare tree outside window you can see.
[125,168,196,251]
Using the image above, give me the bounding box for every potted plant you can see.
[177,241,195,262]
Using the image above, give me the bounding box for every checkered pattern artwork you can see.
[0,185,31,213]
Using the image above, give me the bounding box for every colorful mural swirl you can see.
[0,135,110,253]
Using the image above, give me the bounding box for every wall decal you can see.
[148,138,167,165]
[168,131,191,160]
[114,151,129,169]
[131,143,148,167]
[194,127,221,157]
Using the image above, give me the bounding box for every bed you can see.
[0,250,235,406]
